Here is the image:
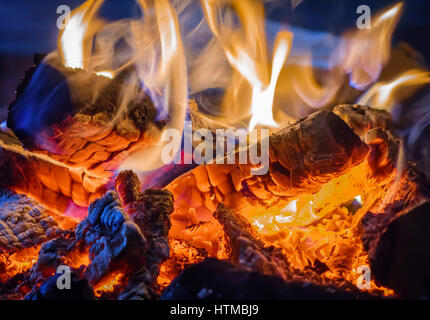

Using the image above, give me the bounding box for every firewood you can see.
[75,190,146,286]
[364,201,430,298]
[333,104,393,137]
[161,258,376,300]
[0,131,106,213]
[0,53,164,211]
[114,170,175,299]
[167,110,370,251]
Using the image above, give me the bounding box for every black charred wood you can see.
[75,190,146,286]
[161,258,376,300]
[25,272,94,300]
[369,202,430,298]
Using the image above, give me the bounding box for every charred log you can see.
[25,272,94,300]
[8,53,159,149]
[161,258,376,300]
[333,104,393,137]
[366,202,430,298]
[75,190,146,286]
[0,53,164,211]
[168,110,369,215]
[167,110,370,255]
[114,170,175,299]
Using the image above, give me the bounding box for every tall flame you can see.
[201,0,292,130]
[120,0,188,171]
[340,3,404,89]
[59,0,104,70]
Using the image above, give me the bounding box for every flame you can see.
[340,3,404,89]
[33,0,426,297]
[119,0,188,171]
[201,0,292,130]
[59,0,105,70]
[358,69,430,110]
[95,71,114,79]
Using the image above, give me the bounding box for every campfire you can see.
[1,0,430,300]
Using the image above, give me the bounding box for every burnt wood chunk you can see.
[214,203,290,280]
[333,104,393,137]
[114,170,174,299]
[267,110,369,195]
[368,202,430,298]
[75,190,147,286]
[161,258,376,300]
[25,272,94,300]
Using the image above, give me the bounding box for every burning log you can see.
[334,104,399,177]
[333,104,393,137]
[0,131,104,215]
[167,109,370,250]
[0,54,164,212]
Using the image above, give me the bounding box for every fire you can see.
[358,69,430,110]
[59,0,104,70]
[201,0,292,130]
[340,3,404,89]
[6,0,428,299]
[93,271,124,297]
[95,71,114,79]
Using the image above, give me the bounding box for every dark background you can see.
[1,0,429,121]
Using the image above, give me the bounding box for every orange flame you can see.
[340,3,404,89]
[358,69,430,110]
[201,0,292,130]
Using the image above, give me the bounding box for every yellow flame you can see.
[358,69,430,110]
[59,0,104,70]
[201,0,292,130]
